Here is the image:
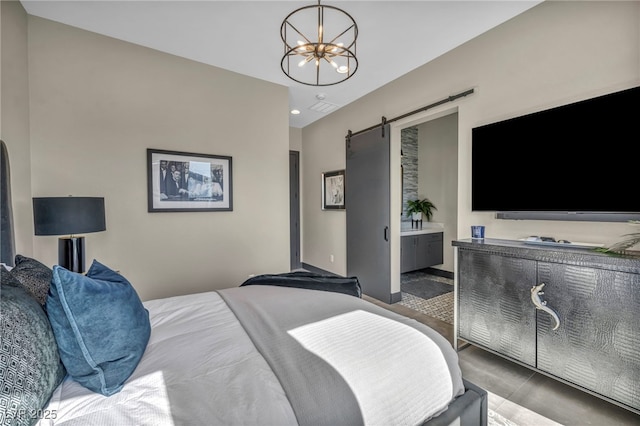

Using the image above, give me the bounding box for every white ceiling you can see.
[20,1,542,128]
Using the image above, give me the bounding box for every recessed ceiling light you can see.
[291,109,301,115]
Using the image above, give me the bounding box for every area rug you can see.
[398,272,454,324]
[398,292,454,324]
[401,277,453,300]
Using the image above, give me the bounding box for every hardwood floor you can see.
[364,294,640,425]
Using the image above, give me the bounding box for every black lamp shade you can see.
[33,197,106,236]
[33,197,106,273]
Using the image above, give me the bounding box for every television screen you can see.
[471,86,640,220]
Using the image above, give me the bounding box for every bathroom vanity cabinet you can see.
[400,231,443,273]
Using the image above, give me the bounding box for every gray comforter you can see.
[218,285,465,425]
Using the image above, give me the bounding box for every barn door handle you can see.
[530,283,560,331]
[384,226,389,241]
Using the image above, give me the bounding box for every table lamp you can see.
[33,196,106,273]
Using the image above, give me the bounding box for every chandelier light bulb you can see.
[337,65,349,74]
[298,41,316,55]
[299,56,313,67]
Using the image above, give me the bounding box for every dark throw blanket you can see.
[240,271,362,298]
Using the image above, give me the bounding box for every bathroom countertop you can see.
[400,222,444,236]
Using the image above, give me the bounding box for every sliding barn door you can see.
[346,125,391,303]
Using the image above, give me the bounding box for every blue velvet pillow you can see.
[46,260,150,396]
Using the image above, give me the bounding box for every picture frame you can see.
[322,169,345,210]
[147,148,232,212]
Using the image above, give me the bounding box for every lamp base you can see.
[58,237,85,273]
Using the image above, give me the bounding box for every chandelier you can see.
[280,0,358,86]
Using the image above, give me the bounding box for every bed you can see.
[1,257,487,426]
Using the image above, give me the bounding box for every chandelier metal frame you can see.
[280,1,358,86]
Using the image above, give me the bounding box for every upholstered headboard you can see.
[1,140,16,266]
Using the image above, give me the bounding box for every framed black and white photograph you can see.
[322,169,345,210]
[147,148,232,212]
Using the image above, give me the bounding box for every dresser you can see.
[452,238,640,414]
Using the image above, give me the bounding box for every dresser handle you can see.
[530,283,560,331]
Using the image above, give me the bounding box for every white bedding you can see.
[40,291,297,425]
[39,286,462,425]
[287,309,454,424]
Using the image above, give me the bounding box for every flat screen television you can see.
[471,85,640,222]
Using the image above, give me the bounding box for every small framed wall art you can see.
[147,148,233,212]
[322,169,345,210]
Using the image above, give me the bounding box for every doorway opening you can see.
[392,110,459,315]
[289,150,301,270]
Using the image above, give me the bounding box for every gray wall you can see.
[301,1,640,282]
[0,0,33,259]
[3,10,292,301]
[417,113,458,272]
[4,2,639,298]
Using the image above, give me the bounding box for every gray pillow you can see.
[0,273,66,426]
[1,264,22,287]
[10,255,53,305]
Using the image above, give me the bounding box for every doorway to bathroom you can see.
[395,111,459,317]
